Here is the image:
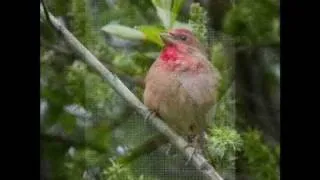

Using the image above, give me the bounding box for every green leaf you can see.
[143,52,160,59]
[151,0,184,28]
[101,24,145,41]
[59,112,76,135]
[83,149,100,166]
[151,0,172,28]
[137,25,165,46]
[112,53,143,75]
[171,0,184,27]
[84,124,110,150]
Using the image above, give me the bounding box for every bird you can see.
[143,28,220,159]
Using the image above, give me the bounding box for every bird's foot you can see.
[144,110,157,122]
[183,135,202,166]
[184,143,203,166]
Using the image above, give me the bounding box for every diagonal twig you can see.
[40,2,223,180]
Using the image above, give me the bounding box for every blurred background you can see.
[40,0,280,179]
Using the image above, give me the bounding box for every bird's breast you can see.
[144,68,214,136]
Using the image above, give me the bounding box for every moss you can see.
[241,129,279,180]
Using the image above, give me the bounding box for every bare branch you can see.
[118,134,168,165]
[40,3,223,180]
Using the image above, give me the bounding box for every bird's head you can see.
[159,28,207,63]
[160,28,201,48]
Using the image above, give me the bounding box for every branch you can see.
[118,134,168,165]
[40,3,223,180]
[102,62,145,88]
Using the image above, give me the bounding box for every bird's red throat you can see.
[159,44,203,73]
[160,45,181,62]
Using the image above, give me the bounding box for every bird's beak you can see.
[160,32,175,44]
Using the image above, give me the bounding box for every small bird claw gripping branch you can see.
[40,2,223,180]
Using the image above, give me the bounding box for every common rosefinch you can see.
[143,28,220,157]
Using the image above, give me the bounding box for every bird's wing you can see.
[178,69,220,131]
[178,70,220,109]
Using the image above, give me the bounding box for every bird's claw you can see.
[145,111,156,122]
[184,143,201,166]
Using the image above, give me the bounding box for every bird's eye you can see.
[179,35,187,41]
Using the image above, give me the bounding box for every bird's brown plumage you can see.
[143,28,220,144]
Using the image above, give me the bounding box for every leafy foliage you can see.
[70,0,94,46]
[41,0,279,179]
[101,24,145,41]
[65,60,113,110]
[137,25,165,46]
[188,3,208,46]
[151,0,184,29]
[102,159,146,180]
[241,130,280,180]
[208,126,242,168]
[223,0,279,44]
